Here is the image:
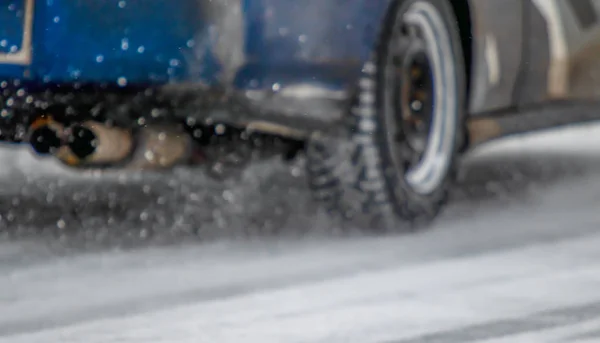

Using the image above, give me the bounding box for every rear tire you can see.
[306,0,467,231]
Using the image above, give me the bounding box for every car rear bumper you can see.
[0,0,387,91]
[0,0,393,142]
[0,0,203,85]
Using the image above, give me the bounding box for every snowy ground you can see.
[3,122,600,342]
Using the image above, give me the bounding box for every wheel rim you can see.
[384,2,457,195]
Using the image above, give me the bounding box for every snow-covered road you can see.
[3,123,600,342]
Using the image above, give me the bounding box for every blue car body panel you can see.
[0,0,389,92]
[237,0,388,90]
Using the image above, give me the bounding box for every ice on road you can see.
[3,123,600,342]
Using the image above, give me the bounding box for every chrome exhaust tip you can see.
[62,121,134,166]
[29,125,62,155]
[29,115,199,170]
[28,116,64,155]
[67,124,98,160]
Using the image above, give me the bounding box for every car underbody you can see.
[0,82,311,178]
[4,77,600,181]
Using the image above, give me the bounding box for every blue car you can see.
[2,0,600,230]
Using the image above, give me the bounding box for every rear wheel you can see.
[306,0,467,230]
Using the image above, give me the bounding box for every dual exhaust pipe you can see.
[28,116,198,170]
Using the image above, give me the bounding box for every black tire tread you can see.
[306,0,466,231]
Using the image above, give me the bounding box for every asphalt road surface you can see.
[3,123,600,342]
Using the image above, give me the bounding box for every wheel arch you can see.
[450,0,473,105]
